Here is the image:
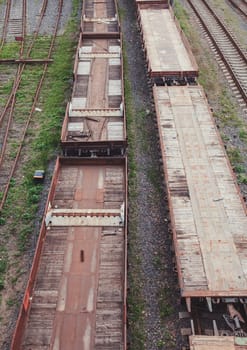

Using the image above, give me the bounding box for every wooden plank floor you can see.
[139,8,197,74]
[190,335,247,350]
[154,85,247,297]
[21,164,126,349]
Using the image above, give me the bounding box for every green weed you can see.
[0,0,81,305]
[239,129,247,142]
[0,42,20,59]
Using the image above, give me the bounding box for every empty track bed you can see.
[187,0,247,108]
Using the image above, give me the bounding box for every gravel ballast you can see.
[118,0,185,349]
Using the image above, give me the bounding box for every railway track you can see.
[0,0,11,52]
[187,0,247,112]
[227,0,247,18]
[0,0,26,51]
[0,0,63,211]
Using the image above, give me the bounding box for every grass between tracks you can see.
[123,45,146,349]
[118,4,146,348]
[120,5,177,348]
[0,1,80,326]
[174,0,247,186]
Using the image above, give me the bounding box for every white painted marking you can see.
[78,61,91,75]
[108,80,121,96]
[109,45,120,53]
[109,58,121,65]
[68,122,84,132]
[63,242,73,273]
[80,46,92,53]
[57,276,67,312]
[97,169,104,189]
[87,286,94,312]
[83,318,91,350]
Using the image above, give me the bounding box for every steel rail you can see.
[0,0,26,136]
[0,0,51,135]
[0,0,26,137]
[227,0,247,19]
[187,0,247,105]
[0,0,64,211]
[19,0,27,57]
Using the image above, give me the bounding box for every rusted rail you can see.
[0,0,50,129]
[20,0,26,56]
[0,0,64,211]
[187,0,247,105]
[227,0,247,18]
[0,58,53,63]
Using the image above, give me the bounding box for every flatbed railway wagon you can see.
[136,1,198,84]
[11,0,127,347]
[154,84,247,339]
[11,157,127,349]
[61,0,126,157]
[137,0,247,344]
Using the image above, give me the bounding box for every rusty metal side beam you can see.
[137,2,169,9]
[81,32,120,39]
[149,70,198,78]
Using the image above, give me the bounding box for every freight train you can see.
[136,0,247,349]
[12,0,127,348]
[12,0,247,349]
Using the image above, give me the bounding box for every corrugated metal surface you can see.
[154,85,247,297]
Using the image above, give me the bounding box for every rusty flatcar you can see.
[136,3,198,84]
[11,0,127,348]
[137,0,247,347]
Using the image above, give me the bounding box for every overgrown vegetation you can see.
[0,42,20,59]
[0,0,81,330]
[1,23,79,248]
[123,46,146,349]
[0,247,8,292]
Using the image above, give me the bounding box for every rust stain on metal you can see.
[19,162,126,349]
